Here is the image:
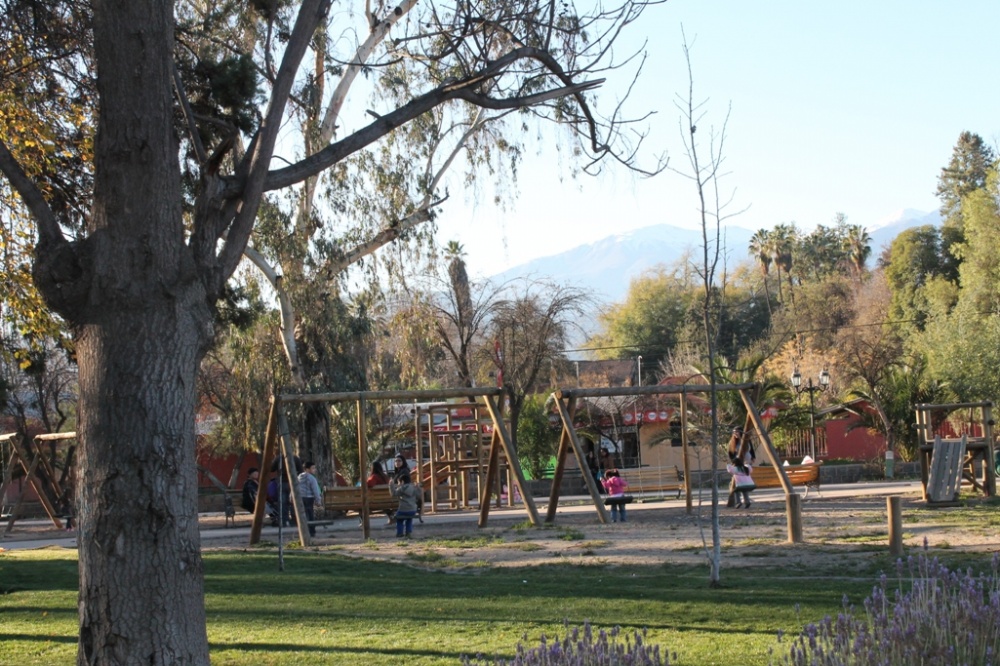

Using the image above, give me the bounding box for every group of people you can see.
[240,456,325,537]
[237,429,756,536]
[240,452,423,539]
[598,426,757,520]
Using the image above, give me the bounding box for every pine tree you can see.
[936,131,997,232]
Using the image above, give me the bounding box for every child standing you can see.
[601,469,630,523]
[298,461,322,537]
[726,461,755,509]
[390,473,422,538]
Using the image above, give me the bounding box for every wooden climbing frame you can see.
[915,401,996,502]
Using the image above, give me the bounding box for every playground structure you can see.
[915,401,996,504]
[1,431,78,533]
[549,382,811,542]
[412,402,514,513]
[248,387,537,547]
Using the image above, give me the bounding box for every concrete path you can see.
[0,479,926,551]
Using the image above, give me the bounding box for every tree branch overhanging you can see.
[0,139,64,249]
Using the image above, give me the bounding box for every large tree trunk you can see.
[76,303,211,664]
[30,2,217,663]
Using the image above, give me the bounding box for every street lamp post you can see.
[790,367,831,461]
[637,355,642,387]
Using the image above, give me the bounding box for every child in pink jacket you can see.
[601,469,630,522]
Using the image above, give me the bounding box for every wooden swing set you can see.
[0,431,77,533]
[247,387,539,547]
[548,381,810,543]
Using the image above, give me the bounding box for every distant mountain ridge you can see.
[492,210,941,303]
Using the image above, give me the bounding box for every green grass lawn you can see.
[0,545,985,665]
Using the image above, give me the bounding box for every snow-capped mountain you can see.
[492,211,939,304]
[868,209,941,254]
[492,224,754,303]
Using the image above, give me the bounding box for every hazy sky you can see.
[434,0,1000,277]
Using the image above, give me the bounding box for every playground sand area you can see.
[7,491,998,572]
[221,490,1000,571]
[296,493,1000,572]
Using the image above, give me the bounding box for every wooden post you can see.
[478,428,501,527]
[917,407,931,501]
[475,405,487,507]
[546,396,575,523]
[786,493,802,544]
[250,396,280,545]
[14,443,62,531]
[358,398,370,541]
[277,410,311,547]
[887,496,903,557]
[680,391,692,513]
[553,392,611,524]
[429,408,439,513]
[984,403,995,497]
[482,395,540,525]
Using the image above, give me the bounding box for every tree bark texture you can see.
[303,401,335,486]
[76,306,210,665]
[33,1,215,663]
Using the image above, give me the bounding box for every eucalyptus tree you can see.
[0,0,666,662]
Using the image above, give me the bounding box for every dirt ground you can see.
[5,489,999,572]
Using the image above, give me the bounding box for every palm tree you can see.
[770,223,798,305]
[846,358,951,461]
[444,241,473,385]
[748,229,774,316]
[844,224,872,278]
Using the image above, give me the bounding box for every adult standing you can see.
[727,426,755,508]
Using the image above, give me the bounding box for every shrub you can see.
[462,621,670,665]
[772,551,1000,665]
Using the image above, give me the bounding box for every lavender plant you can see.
[772,552,1000,666]
[461,620,671,665]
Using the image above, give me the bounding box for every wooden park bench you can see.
[323,485,399,516]
[619,466,685,499]
[752,463,823,497]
